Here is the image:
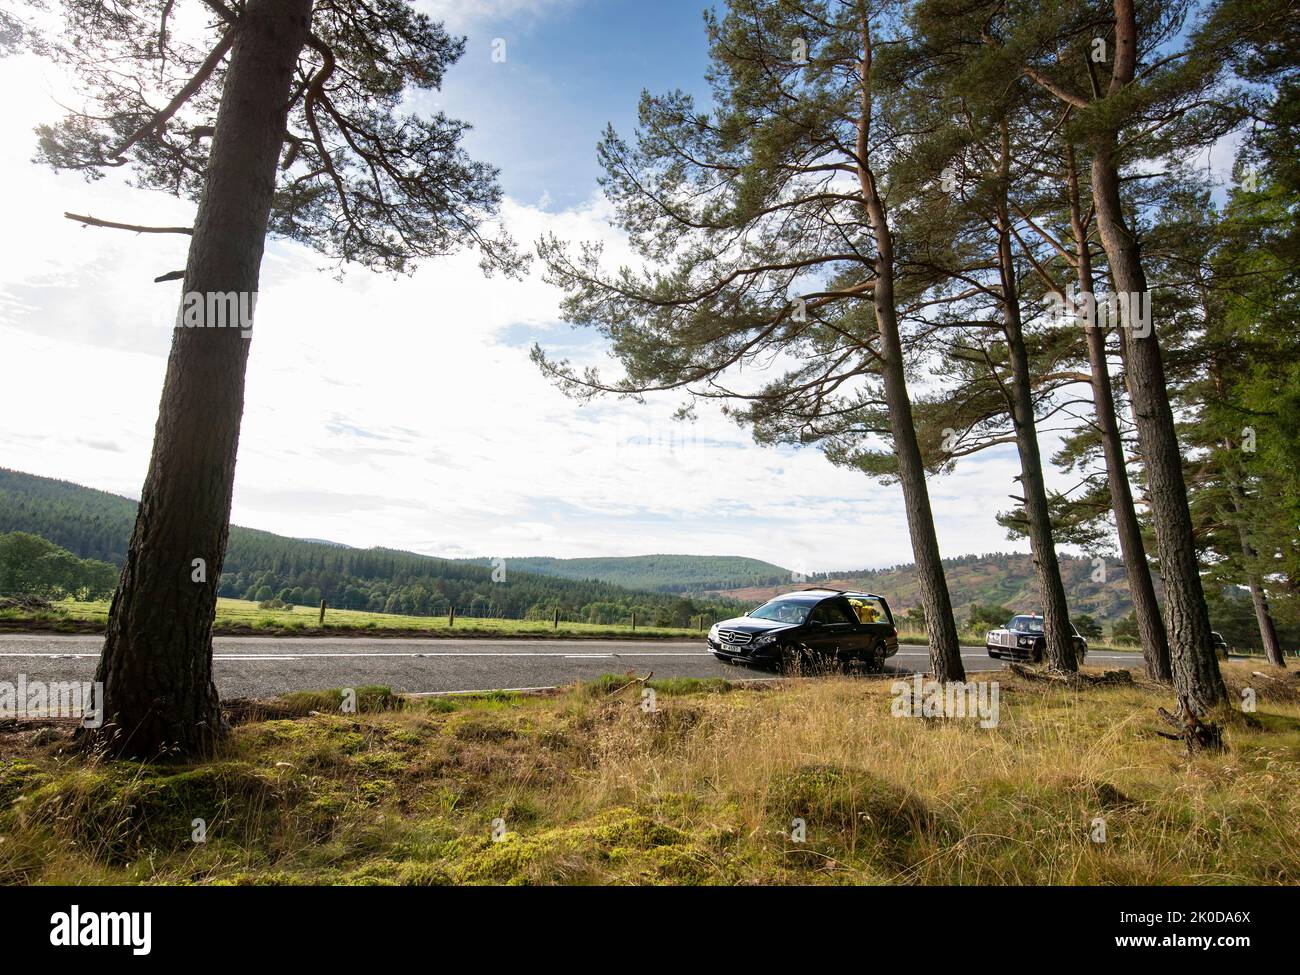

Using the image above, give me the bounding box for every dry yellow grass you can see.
[1,662,1296,885]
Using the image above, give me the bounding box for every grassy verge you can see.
[2,662,1297,885]
[0,597,706,640]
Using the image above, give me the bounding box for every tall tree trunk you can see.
[1066,146,1171,682]
[1227,479,1287,668]
[994,135,1075,672]
[1244,573,1285,668]
[1086,0,1225,715]
[1091,140,1224,712]
[873,262,965,683]
[855,8,963,681]
[89,0,314,758]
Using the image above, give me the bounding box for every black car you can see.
[1211,631,1231,660]
[708,589,900,673]
[985,613,1088,662]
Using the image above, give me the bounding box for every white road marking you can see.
[0,650,715,660]
[0,653,102,658]
[894,648,1136,660]
[0,648,1139,663]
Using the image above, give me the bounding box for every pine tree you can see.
[534,0,967,681]
[29,0,522,757]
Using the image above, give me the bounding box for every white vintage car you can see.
[986,614,1087,662]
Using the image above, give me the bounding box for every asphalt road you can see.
[0,633,1147,698]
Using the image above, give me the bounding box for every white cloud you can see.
[415,0,581,33]
[0,49,1049,574]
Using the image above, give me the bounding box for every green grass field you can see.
[0,597,707,640]
[1,598,1165,650]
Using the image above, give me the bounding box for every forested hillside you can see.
[712,552,1137,618]
[0,468,135,563]
[810,553,1141,620]
[0,469,745,625]
[473,554,790,593]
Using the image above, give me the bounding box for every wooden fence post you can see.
[631,611,636,631]
[449,605,455,628]
[553,607,559,629]
[319,599,326,627]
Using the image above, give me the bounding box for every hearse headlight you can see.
[708,624,719,641]
[1018,636,1033,648]
[752,632,778,647]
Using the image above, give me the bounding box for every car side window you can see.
[811,599,855,625]
[848,596,888,624]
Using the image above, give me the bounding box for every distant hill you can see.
[0,468,746,625]
[473,555,791,593]
[0,468,1132,625]
[707,552,1148,626]
[5,468,1277,647]
[0,468,135,564]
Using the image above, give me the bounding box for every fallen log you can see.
[1007,662,1135,686]
[1250,670,1294,684]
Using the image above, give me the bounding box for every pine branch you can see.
[64,212,192,235]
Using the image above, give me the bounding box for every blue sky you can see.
[430,0,715,207]
[0,0,1107,573]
